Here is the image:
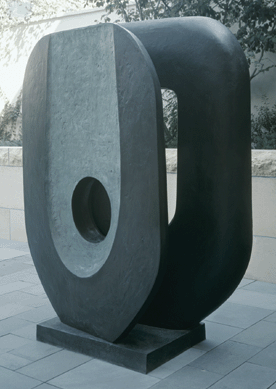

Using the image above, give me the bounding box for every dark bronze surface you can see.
[123,17,252,329]
[23,17,252,348]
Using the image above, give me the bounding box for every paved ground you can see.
[1,238,276,389]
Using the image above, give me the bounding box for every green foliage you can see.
[88,0,276,148]
[235,0,276,79]
[162,89,178,148]
[88,0,276,81]
[0,0,92,146]
[0,91,22,145]
[1,1,275,149]
[251,96,276,149]
[0,0,88,31]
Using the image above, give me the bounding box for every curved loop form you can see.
[123,17,252,329]
[23,23,167,342]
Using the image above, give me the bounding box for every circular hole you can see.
[72,177,111,243]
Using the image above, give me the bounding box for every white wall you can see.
[0,147,26,241]
[246,176,276,283]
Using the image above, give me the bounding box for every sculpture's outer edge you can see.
[123,17,252,329]
[113,26,169,340]
[23,24,167,342]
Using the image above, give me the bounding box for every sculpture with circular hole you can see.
[23,18,252,343]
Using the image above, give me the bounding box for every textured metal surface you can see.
[122,17,252,329]
[23,23,167,342]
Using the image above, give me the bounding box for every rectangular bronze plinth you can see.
[37,317,205,374]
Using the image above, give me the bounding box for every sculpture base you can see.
[37,317,205,374]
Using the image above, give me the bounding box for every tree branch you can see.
[134,0,144,20]
[160,0,171,13]
[251,64,276,80]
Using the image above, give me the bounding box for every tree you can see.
[0,0,88,31]
[0,0,92,145]
[251,95,276,149]
[89,0,276,81]
[88,0,276,146]
[1,1,275,146]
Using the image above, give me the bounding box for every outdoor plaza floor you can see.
[1,238,276,389]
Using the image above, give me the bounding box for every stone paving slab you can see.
[18,349,92,382]
[231,320,276,348]
[0,351,32,370]
[49,358,160,389]
[0,248,29,261]
[205,301,273,329]
[0,238,30,251]
[148,365,222,389]
[1,238,276,388]
[249,340,276,370]
[148,348,206,380]
[189,340,262,375]
[0,365,41,389]
[209,362,276,389]
[243,280,276,295]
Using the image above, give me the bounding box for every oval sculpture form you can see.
[22,23,167,342]
[123,17,252,329]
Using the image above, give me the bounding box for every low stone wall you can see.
[248,151,276,283]
[1,147,276,283]
[0,147,26,241]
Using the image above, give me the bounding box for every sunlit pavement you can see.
[1,238,276,389]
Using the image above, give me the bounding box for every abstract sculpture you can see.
[22,17,252,373]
